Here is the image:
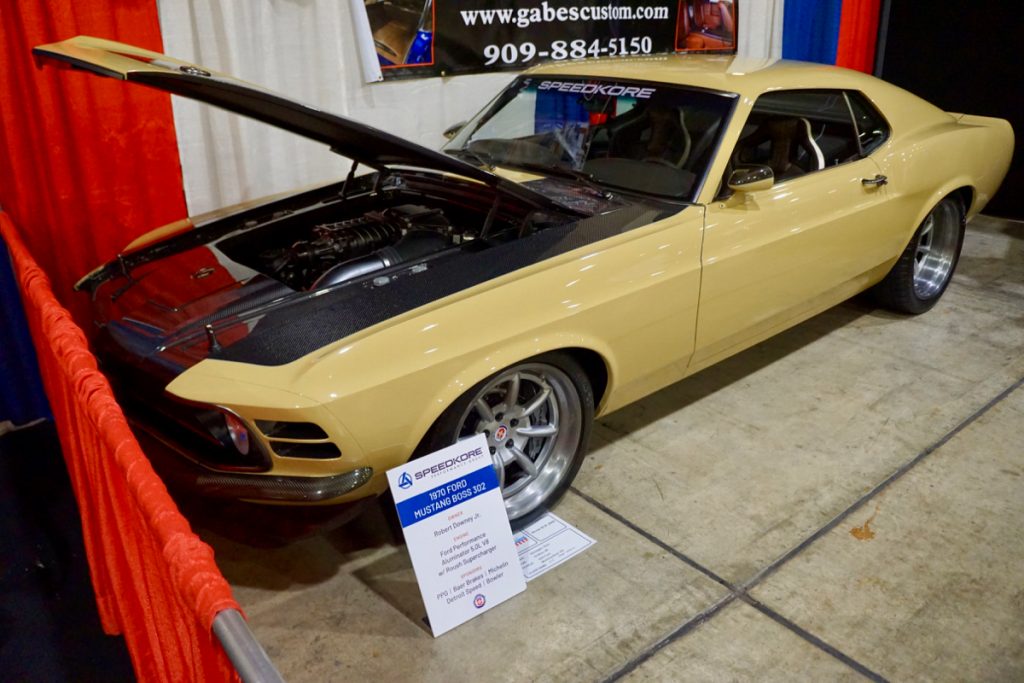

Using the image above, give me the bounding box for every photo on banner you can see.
[675,0,737,52]
[352,1,739,82]
[364,0,435,69]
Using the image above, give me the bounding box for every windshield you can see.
[445,76,735,201]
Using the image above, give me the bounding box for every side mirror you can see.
[443,121,467,140]
[727,165,774,193]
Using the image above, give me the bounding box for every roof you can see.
[526,53,950,134]
[529,54,895,99]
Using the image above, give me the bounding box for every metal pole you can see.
[212,608,286,683]
[873,0,893,77]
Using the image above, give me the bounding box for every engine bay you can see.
[262,204,454,290]
[215,179,581,291]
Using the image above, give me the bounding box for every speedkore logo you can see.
[412,446,484,480]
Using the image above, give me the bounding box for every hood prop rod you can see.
[479,193,501,241]
[205,324,222,353]
[339,161,359,201]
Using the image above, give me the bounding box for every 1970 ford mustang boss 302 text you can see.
[35,37,1012,525]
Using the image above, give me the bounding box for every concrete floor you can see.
[196,215,1023,682]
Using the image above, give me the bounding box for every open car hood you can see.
[33,36,551,206]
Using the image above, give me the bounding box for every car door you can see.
[691,89,893,368]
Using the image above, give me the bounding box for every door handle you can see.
[862,174,888,187]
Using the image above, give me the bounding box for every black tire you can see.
[873,197,965,314]
[423,352,594,530]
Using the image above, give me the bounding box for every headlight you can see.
[223,412,251,455]
[196,407,255,456]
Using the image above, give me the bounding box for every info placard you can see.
[515,512,595,581]
[387,434,526,637]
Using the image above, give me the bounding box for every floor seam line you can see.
[599,593,738,683]
[739,593,888,682]
[738,373,1024,592]
[572,486,885,681]
[574,373,1023,680]
[569,486,735,590]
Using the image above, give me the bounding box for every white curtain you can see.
[738,0,785,60]
[157,0,516,215]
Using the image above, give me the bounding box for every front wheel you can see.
[425,353,594,528]
[873,197,965,314]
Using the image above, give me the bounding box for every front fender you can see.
[293,214,701,472]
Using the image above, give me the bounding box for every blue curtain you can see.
[534,90,589,135]
[782,0,843,64]
[0,238,50,426]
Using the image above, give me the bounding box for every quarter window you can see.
[846,91,890,156]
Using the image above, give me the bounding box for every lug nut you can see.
[505,439,514,448]
[489,447,496,455]
[510,419,519,426]
[495,413,504,421]
[484,430,490,437]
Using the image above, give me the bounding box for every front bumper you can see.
[95,332,376,503]
[194,466,374,502]
[135,423,374,503]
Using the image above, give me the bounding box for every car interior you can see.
[580,100,724,198]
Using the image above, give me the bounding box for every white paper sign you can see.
[387,434,526,637]
[515,513,596,581]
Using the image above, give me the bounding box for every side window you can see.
[732,90,861,182]
[846,91,890,156]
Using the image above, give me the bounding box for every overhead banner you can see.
[355,0,737,82]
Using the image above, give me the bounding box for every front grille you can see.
[255,420,328,440]
[96,332,341,467]
[254,420,342,460]
[98,351,270,471]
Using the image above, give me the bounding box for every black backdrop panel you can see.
[879,0,1023,219]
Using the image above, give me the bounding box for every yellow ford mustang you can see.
[36,37,1012,526]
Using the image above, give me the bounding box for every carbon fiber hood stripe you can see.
[213,204,673,366]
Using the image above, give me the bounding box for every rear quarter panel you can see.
[866,83,1013,251]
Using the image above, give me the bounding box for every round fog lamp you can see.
[223,412,251,455]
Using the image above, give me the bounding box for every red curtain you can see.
[1,7,247,679]
[836,0,882,73]
[2,212,240,682]
[0,1,187,326]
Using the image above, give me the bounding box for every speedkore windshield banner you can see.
[354,0,738,81]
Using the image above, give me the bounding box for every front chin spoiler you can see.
[194,467,374,502]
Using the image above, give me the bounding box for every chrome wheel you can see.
[912,200,960,299]
[455,363,582,521]
[873,196,964,315]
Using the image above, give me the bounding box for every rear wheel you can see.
[425,353,593,528]
[873,197,965,314]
